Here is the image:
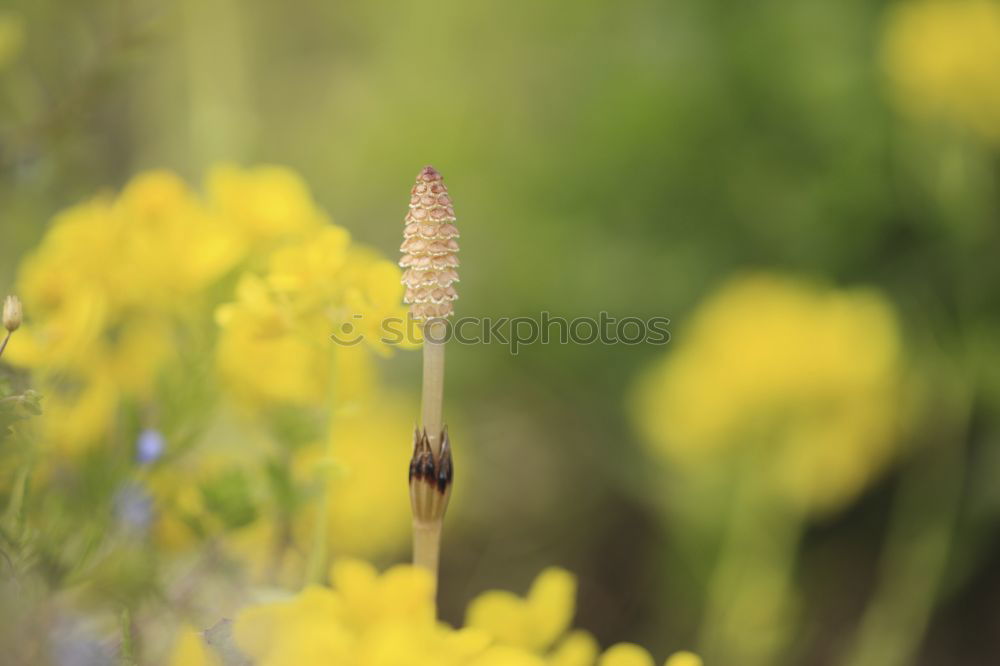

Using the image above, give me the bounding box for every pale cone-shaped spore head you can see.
[400,166,459,319]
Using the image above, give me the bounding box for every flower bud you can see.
[3,295,21,332]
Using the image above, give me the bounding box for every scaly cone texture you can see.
[400,166,460,319]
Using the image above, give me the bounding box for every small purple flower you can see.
[49,616,116,666]
[114,483,154,534]
[136,428,165,464]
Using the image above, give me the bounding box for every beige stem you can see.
[421,320,446,455]
[413,519,443,593]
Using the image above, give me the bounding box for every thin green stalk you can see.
[698,467,804,666]
[839,431,966,666]
[119,607,137,666]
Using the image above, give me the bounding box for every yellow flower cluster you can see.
[291,398,419,559]
[633,274,904,514]
[215,229,408,407]
[171,560,700,666]
[146,398,419,575]
[9,171,240,453]
[7,165,410,454]
[882,0,1000,142]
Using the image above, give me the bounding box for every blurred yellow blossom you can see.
[664,652,702,666]
[230,559,698,666]
[148,438,269,553]
[206,164,328,251]
[596,646,702,666]
[633,273,904,514]
[466,567,576,651]
[292,397,418,559]
[215,272,332,406]
[215,227,411,406]
[112,171,242,305]
[7,170,245,452]
[147,396,418,581]
[167,625,220,666]
[8,164,413,456]
[36,368,118,456]
[882,0,1000,142]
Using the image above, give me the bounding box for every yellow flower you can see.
[292,397,419,559]
[466,567,576,652]
[266,226,352,297]
[664,652,702,666]
[8,169,246,455]
[112,171,241,306]
[882,0,1000,142]
[167,626,221,666]
[17,171,239,322]
[598,644,654,666]
[106,316,174,398]
[633,273,904,514]
[148,445,264,552]
[14,212,114,370]
[215,227,412,406]
[549,631,599,666]
[215,273,332,406]
[10,164,412,458]
[233,561,440,666]
[35,367,119,456]
[597,645,702,666]
[228,560,699,666]
[147,396,419,578]
[206,164,328,251]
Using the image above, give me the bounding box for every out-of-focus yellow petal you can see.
[526,567,577,649]
[465,590,530,647]
[365,259,405,310]
[206,163,327,249]
[468,645,548,666]
[330,558,378,598]
[107,317,172,397]
[882,0,1000,142]
[167,626,220,666]
[550,630,600,666]
[292,398,417,559]
[444,627,494,658]
[40,371,118,455]
[599,643,656,666]
[632,273,904,515]
[664,651,703,666]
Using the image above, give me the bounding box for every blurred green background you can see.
[2,1,1000,664]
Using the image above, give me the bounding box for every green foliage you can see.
[200,469,258,531]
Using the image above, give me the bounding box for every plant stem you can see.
[421,320,446,456]
[414,319,448,600]
[698,466,803,666]
[0,331,10,359]
[413,519,443,588]
[119,607,137,666]
[839,422,966,666]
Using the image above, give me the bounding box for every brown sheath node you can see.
[409,426,453,523]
